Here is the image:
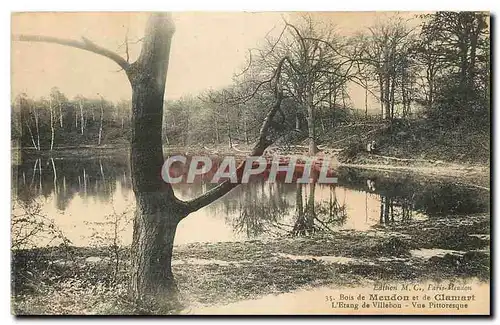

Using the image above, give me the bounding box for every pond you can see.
[11,151,490,248]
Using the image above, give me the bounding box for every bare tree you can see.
[50,87,65,128]
[358,17,415,120]
[416,12,489,112]
[238,15,355,155]
[17,94,39,150]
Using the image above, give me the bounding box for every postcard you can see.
[11,11,491,315]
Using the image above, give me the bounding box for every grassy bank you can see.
[319,119,490,164]
[12,213,489,315]
[338,153,490,190]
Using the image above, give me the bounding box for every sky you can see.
[11,12,422,109]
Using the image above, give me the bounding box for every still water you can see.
[12,151,490,248]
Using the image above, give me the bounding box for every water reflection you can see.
[15,154,131,210]
[290,182,348,236]
[232,180,290,237]
[11,152,490,247]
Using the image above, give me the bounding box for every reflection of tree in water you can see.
[315,185,348,229]
[378,195,414,224]
[375,178,487,224]
[416,183,488,217]
[292,183,314,236]
[368,174,416,225]
[292,182,347,236]
[231,179,291,238]
[14,153,131,211]
[226,179,349,238]
[339,167,489,223]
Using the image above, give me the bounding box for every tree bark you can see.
[58,102,63,128]
[244,116,249,145]
[129,192,182,311]
[295,183,303,216]
[384,74,391,120]
[306,91,317,155]
[428,68,434,109]
[125,14,181,309]
[365,81,368,118]
[49,98,55,151]
[331,92,337,128]
[79,99,84,135]
[390,75,395,120]
[468,13,482,92]
[25,120,38,150]
[306,181,316,230]
[294,112,301,131]
[379,76,384,119]
[22,100,38,150]
[34,105,40,150]
[225,106,233,148]
[401,70,407,117]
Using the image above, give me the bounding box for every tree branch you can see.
[224,56,296,106]
[233,24,288,80]
[179,58,289,216]
[13,34,130,71]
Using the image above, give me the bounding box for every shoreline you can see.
[13,145,490,189]
[338,162,490,190]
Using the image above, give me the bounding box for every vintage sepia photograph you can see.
[10,11,490,315]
